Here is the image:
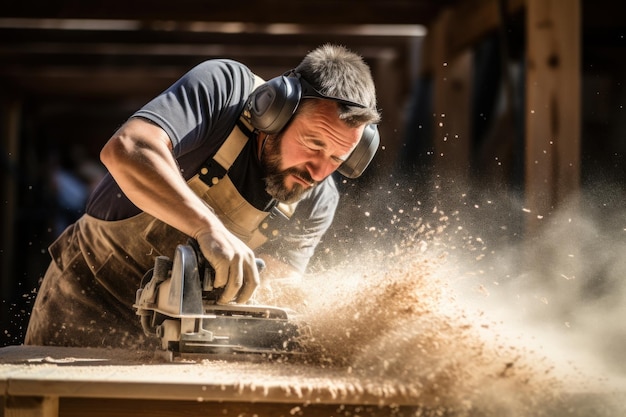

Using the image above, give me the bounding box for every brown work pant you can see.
[25,245,154,349]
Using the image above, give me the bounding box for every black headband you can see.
[285,70,366,109]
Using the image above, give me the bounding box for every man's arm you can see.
[100,117,259,304]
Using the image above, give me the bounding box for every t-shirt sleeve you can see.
[258,177,339,273]
[132,59,255,157]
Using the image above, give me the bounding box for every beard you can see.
[261,133,317,204]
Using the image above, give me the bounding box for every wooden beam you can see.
[524,0,581,232]
[447,0,525,58]
[421,0,525,76]
[0,0,452,25]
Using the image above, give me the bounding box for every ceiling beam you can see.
[1,0,454,25]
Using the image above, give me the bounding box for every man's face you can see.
[261,100,364,203]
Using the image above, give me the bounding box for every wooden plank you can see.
[3,347,626,417]
[524,0,581,232]
[2,365,416,405]
[0,346,421,406]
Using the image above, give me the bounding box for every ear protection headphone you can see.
[243,71,380,179]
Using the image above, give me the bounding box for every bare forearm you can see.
[101,118,222,239]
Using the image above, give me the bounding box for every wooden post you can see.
[524,0,581,233]
[430,10,473,186]
[1,100,20,322]
[372,50,402,177]
[5,396,59,417]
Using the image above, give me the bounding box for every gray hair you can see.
[295,44,381,126]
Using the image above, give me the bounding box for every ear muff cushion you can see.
[337,124,380,179]
[245,76,301,134]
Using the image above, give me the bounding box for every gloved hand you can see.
[194,227,260,304]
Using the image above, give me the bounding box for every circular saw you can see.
[133,240,305,361]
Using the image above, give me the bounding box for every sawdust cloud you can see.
[262,175,626,416]
[3,171,625,416]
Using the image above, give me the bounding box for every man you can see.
[25,43,381,348]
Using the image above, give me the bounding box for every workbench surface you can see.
[2,345,626,417]
[0,345,422,417]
